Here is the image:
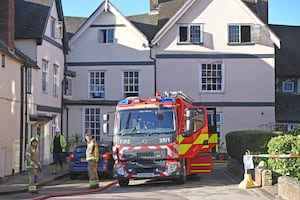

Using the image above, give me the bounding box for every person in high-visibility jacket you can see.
[25,136,41,193]
[85,133,99,189]
[50,127,67,174]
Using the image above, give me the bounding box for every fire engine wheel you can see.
[174,160,187,184]
[118,178,129,187]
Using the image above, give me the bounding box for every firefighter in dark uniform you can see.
[25,136,41,193]
[85,133,99,189]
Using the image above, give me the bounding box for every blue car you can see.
[69,143,114,179]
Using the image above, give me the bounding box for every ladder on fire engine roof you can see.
[163,91,194,105]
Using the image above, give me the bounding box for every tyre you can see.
[118,178,129,187]
[174,160,187,184]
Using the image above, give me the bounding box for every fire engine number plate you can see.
[137,173,154,178]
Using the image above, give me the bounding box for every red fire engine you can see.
[103,91,218,187]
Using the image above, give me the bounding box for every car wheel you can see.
[70,173,78,180]
[118,178,129,187]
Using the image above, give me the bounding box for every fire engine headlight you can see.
[167,162,178,174]
[116,164,125,175]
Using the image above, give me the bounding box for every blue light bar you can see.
[118,99,131,105]
[161,97,175,103]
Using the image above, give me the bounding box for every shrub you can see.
[267,134,300,180]
[226,130,275,164]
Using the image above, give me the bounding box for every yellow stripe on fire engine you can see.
[191,163,211,167]
[178,133,209,155]
[179,144,192,155]
[193,133,208,144]
[190,169,212,173]
[208,133,218,144]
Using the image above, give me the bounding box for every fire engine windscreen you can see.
[115,108,175,135]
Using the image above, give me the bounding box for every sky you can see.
[61,0,300,26]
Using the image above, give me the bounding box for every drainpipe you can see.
[24,64,28,147]
[149,43,157,95]
[60,76,64,136]
[19,65,24,172]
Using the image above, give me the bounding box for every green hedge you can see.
[267,134,300,180]
[225,130,276,164]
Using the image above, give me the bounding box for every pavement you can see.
[0,164,69,195]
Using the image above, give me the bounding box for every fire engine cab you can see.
[103,91,218,187]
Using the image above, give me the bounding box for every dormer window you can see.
[98,29,114,44]
[178,24,203,44]
[228,24,260,45]
[1,54,5,68]
[51,17,63,39]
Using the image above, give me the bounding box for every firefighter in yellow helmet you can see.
[25,136,41,193]
[85,133,99,189]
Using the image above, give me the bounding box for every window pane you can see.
[84,107,101,141]
[201,63,223,92]
[107,29,114,43]
[179,26,188,42]
[123,71,139,97]
[89,71,105,99]
[190,25,201,43]
[228,25,239,43]
[241,25,251,43]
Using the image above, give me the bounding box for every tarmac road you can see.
[1,163,279,200]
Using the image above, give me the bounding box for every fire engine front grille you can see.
[123,149,167,161]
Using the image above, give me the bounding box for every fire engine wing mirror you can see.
[103,114,109,121]
[103,114,109,134]
[184,109,194,137]
[103,123,109,134]
[157,103,164,120]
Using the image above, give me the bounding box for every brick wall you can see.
[278,176,300,200]
[0,0,15,52]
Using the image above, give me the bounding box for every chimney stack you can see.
[0,0,15,52]
[150,0,159,15]
[256,0,268,24]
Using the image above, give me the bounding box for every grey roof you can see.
[0,39,38,68]
[269,25,300,123]
[15,0,69,53]
[64,16,88,40]
[15,0,51,39]
[269,24,300,77]
[127,0,187,41]
[64,0,268,42]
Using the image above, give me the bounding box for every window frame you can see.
[53,64,59,96]
[64,77,72,96]
[98,28,114,44]
[228,24,254,45]
[42,59,49,93]
[26,67,32,94]
[123,70,140,98]
[83,107,101,142]
[199,62,224,93]
[177,23,204,45]
[88,71,105,99]
[50,17,56,38]
[282,81,294,93]
[1,54,5,68]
